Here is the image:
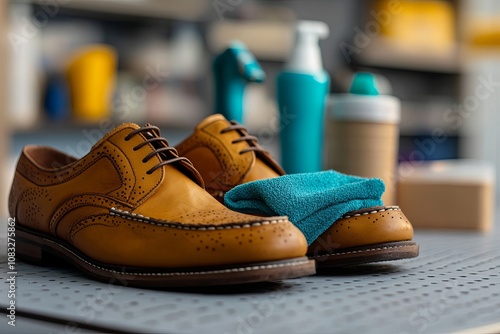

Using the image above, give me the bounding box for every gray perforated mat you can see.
[1,228,500,334]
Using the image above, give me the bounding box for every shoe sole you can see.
[309,241,419,268]
[16,225,316,287]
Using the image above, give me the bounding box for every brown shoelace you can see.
[124,125,192,175]
[220,121,267,155]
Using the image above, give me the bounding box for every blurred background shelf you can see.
[11,0,211,21]
[352,39,462,74]
[5,0,500,215]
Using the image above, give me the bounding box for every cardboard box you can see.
[398,160,495,231]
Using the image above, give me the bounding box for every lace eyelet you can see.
[133,147,139,151]
[142,158,148,163]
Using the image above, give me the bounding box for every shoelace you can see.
[124,125,192,175]
[219,121,266,155]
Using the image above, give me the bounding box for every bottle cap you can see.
[329,72,400,124]
[349,72,380,95]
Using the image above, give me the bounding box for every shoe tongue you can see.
[92,123,141,150]
[195,114,229,129]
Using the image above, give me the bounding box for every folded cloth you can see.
[224,170,385,245]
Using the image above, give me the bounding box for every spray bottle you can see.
[276,20,330,173]
[213,41,265,123]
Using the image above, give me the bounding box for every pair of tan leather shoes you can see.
[9,115,418,287]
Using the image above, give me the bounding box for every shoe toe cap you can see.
[308,206,414,253]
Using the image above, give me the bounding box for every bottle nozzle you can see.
[296,20,329,39]
[286,20,330,73]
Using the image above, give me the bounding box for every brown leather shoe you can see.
[176,114,419,267]
[8,123,314,287]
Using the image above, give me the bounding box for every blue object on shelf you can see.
[213,41,265,124]
[44,74,70,121]
[399,135,459,162]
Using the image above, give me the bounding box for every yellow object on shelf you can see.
[467,19,500,46]
[67,45,117,122]
[461,0,500,47]
[375,0,455,52]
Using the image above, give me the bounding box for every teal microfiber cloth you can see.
[224,170,385,245]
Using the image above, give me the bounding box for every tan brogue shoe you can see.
[176,114,419,268]
[8,123,315,287]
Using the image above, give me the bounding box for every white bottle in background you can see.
[8,3,40,129]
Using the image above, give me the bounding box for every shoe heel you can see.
[16,229,60,266]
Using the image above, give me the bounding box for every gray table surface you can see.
[0,224,499,334]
